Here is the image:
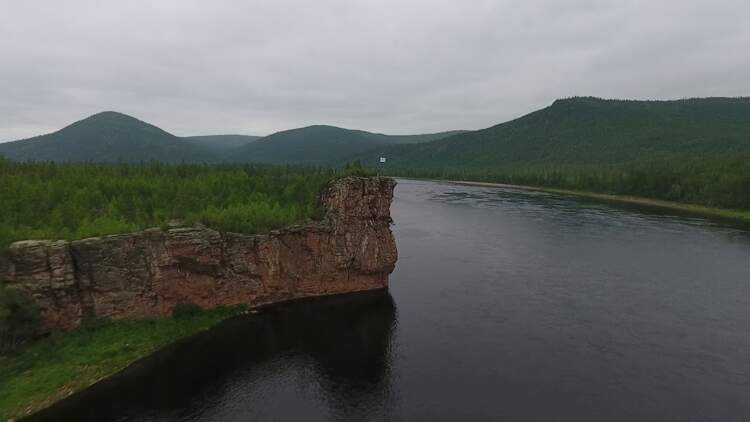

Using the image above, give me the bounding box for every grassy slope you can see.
[0,307,243,421]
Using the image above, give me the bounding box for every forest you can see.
[0,160,356,250]
[386,154,750,211]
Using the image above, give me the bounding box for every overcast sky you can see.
[1,0,748,141]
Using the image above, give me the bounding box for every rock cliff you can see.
[0,176,397,331]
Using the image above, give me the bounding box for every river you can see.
[30,179,750,421]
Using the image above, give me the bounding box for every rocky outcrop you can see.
[0,176,397,331]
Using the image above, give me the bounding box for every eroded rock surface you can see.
[0,176,397,330]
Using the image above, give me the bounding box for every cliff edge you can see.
[0,176,397,331]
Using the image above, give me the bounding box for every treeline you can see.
[0,160,368,249]
[386,155,750,210]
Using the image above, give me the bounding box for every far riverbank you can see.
[429,179,750,225]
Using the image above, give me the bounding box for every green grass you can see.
[0,306,244,420]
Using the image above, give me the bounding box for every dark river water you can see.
[31,179,750,421]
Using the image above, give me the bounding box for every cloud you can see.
[1,0,748,141]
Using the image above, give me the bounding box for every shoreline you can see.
[11,289,390,422]
[0,306,242,421]
[419,178,750,225]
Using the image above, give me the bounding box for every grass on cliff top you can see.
[0,159,375,250]
[0,306,243,420]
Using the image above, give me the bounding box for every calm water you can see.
[32,179,750,421]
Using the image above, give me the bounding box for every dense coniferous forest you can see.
[0,160,355,249]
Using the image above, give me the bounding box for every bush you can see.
[171,302,203,319]
[0,286,41,353]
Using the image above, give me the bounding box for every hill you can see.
[0,112,219,162]
[365,97,750,167]
[0,114,461,164]
[182,134,261,151]
[370,97,750,210]
[230,125,464,164]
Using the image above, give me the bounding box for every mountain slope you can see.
[182,134,261,151]
[229,125,464,164]
[377,130,468,144]
[0,112,219,162]
[0,115,462,164]
[366,97,750,167]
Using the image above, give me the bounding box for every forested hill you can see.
[368,97,750,167]
[182,134,261,151]
[0,113,462,164]
[230,125,465,164]
[0,111,223,162]
[369,97,750,210]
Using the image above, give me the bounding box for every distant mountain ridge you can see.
[231,125,466,164]
[0,112,463,163]
[3,97,748,166]
[182,134,261,151]
[0,112,222,162]
[364,97,750,167]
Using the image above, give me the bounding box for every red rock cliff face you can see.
[0,176,397,331]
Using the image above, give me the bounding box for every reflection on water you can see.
[27,291,396,422]
[27,179,750,421]
[389,179,750,421]
[432,182,750,241]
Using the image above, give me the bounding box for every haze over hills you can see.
[366,97,750,168]
[230,125,466,164]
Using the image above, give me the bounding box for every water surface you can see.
[32,179,750,421]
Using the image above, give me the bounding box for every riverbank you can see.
[0,306,243,421]
[442,180,750,224]
[19,290,396,422]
